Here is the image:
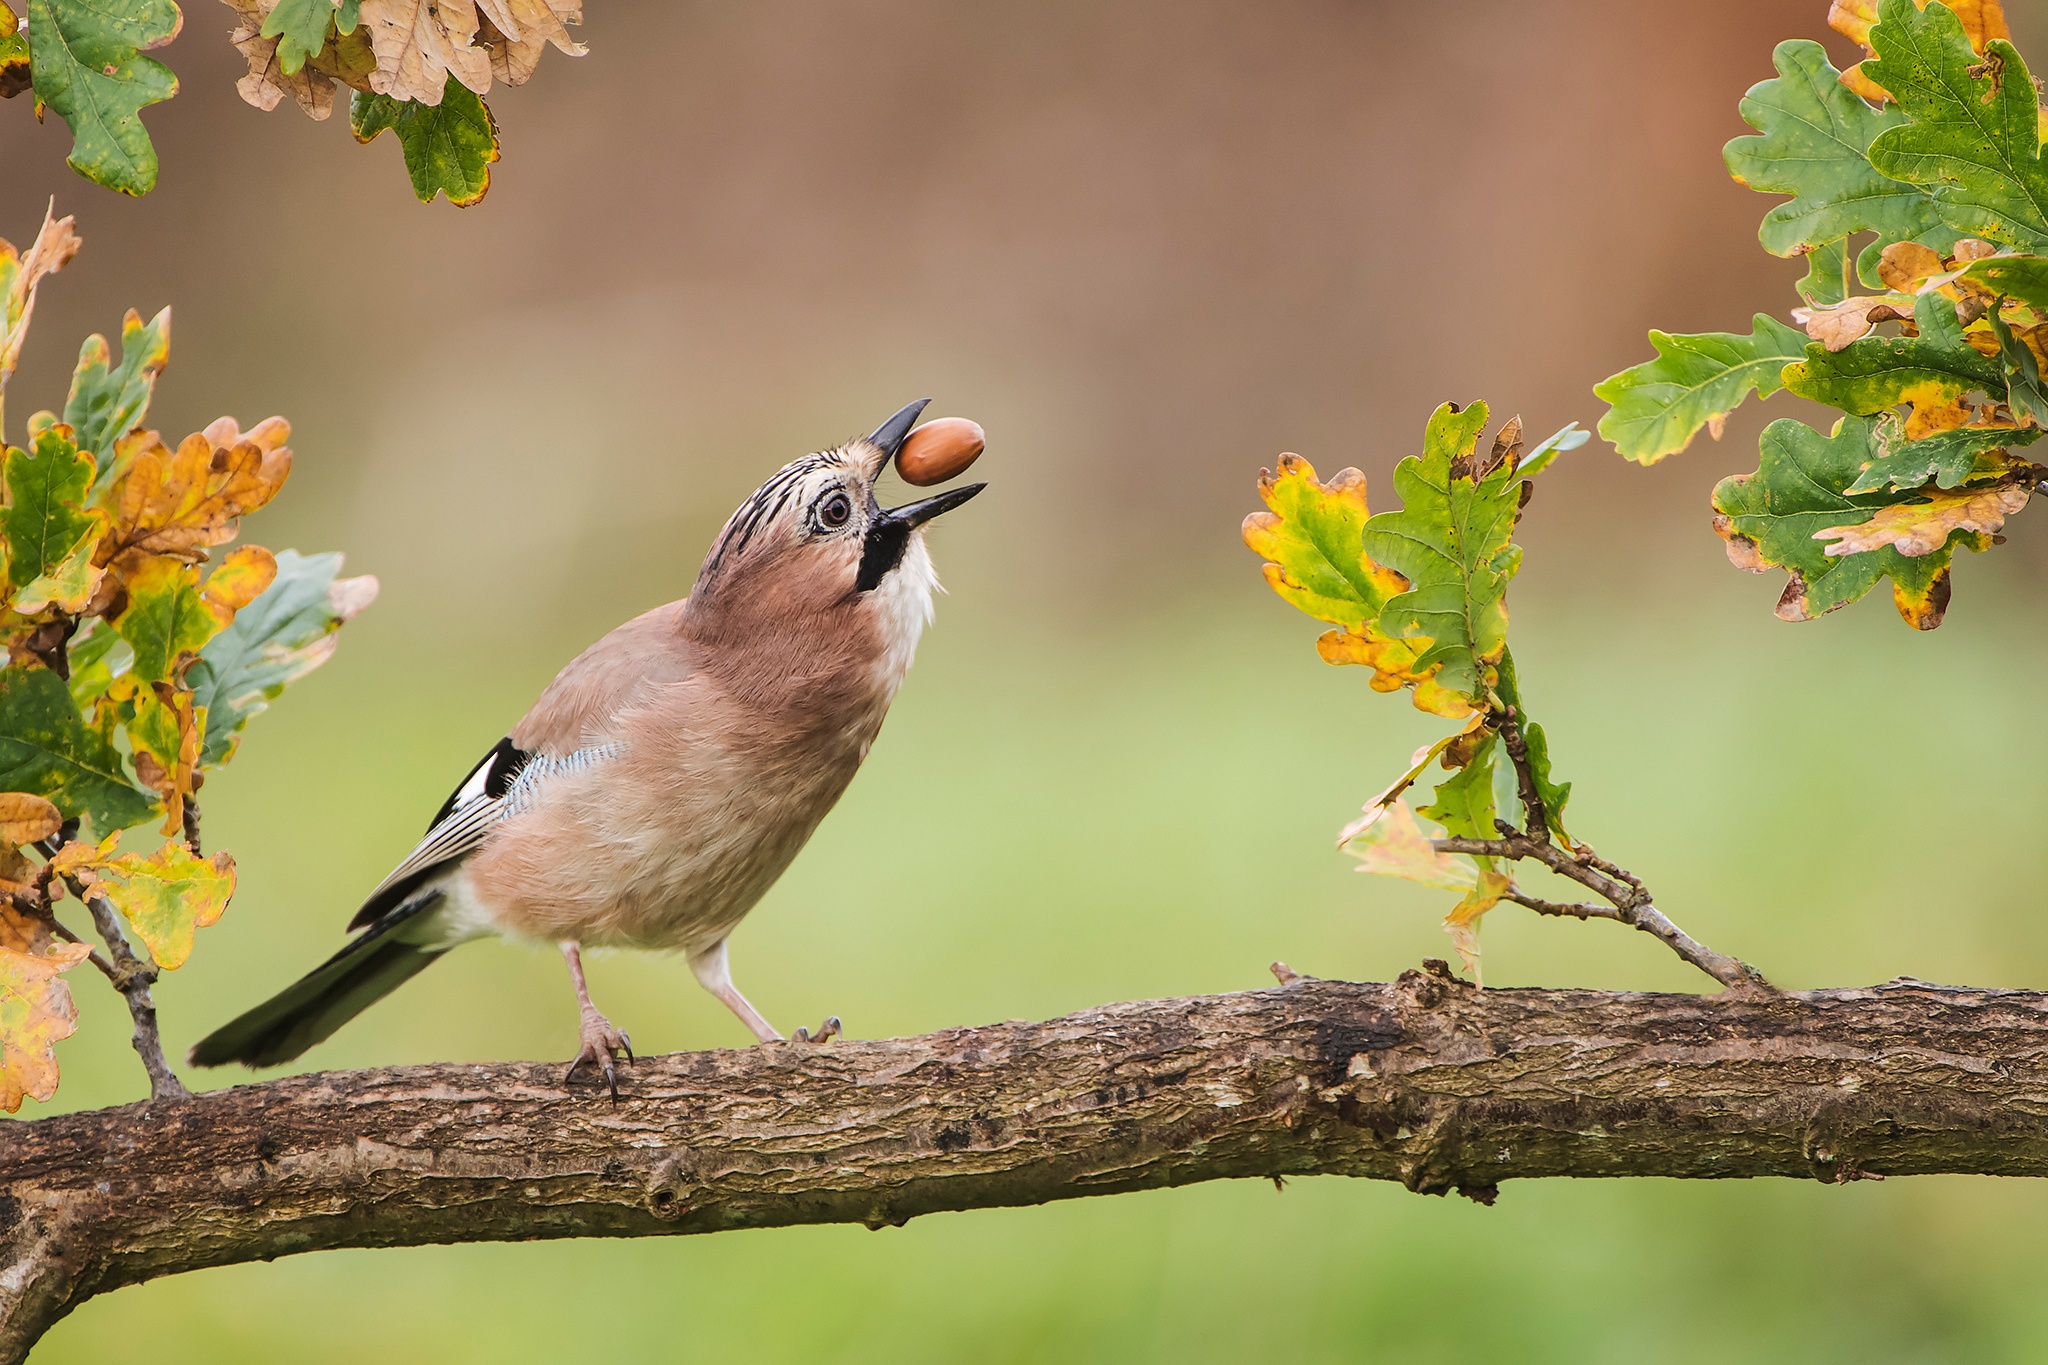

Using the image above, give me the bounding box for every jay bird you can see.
[190,400,983,1093]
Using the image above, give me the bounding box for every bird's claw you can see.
[564,1014,634,1101]
[791,1015,842,1045]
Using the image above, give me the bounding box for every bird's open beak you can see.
[855,482,986,592]
[878,481,986,528]
[865,398,931,476]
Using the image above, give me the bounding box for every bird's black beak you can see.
[867,398,931,465]
[855,482,986,592]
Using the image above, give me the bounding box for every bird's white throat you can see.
[873,531,940,697]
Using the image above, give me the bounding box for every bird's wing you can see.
[345,597,694,932]
[344,736,619,931]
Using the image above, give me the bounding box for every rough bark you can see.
[7,967,2048,1362]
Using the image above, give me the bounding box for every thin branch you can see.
[1500,888,1623,922]
[1435,832,1765,990]
[60,873,188,1103]
[4,974,2047,1362]
[1492,705,1549,842]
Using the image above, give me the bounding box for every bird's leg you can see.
[560,941,632,1098]
[688,939,836,1045]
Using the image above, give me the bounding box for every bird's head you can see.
[685,400,984,678]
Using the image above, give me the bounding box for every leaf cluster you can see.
[0,210,375,1111]
[1597,0,2048,630]
[1244,403,1586,980]
[2,0,583,202]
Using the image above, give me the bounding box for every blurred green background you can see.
[11,0,2048,1359]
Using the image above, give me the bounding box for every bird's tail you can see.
[188,892,449,1069]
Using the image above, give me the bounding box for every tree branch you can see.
[8,970,2048,1359]
[62,875,188,1105]
[1435,833,1766,990]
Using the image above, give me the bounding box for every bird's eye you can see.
[816,491,853,530]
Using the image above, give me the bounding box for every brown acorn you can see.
[895,418,985,486]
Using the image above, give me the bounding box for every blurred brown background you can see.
[14,3,2048,1362]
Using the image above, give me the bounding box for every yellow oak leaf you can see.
[1335,716,1490,847]
[1815,482,2032,557]
[1443,868,1512,988]
[94,842,235,970]
[0,939,90,1112]
[1245,453,1468,716]
[114,679,202,836]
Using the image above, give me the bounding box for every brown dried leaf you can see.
[0,207,82,408]
[475,0,581,85]
[1793,295,1916,352]
[360,0,490,104]
[1814,481,2032,557]
[0,792,61,846]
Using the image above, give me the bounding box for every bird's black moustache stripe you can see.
[855,517,911,593]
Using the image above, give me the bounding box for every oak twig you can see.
[4,974,2046,1362]
[60,873,188,1104]
[1435,832,1764,989]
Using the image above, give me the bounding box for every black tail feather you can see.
[189,893,447,1069]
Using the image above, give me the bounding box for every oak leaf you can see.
[0,2,27,99]
[1243,454,1453,707]
[0,938,89,1111]
[1362,402,1523,710]
[65,306,169,475]
[1335,716,1490,847]
[0,791,60,846]
[1814,480,2030,557]
[1341,799,1477,893]
[1594,315,1809,463]
[186,548,377,765]
[89,841,234,970]
[100,418,291,566]
[1713,415,1993,629]
[350,77,498,204]
[1724,40,1953,303]
[475,0,583,85]
[1443,869,1511,988]
[1830,0,2010,103]
[115,546,278,684]
[1863,0,2048,253]
[1841,414,2039,492]
[1793,295,1917,351]
[2,424,104,613]
[24,0,180,196]
[0,665,153,832]
[0,207,81,421]
[1784,291,2005,436]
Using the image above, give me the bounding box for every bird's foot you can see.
[791,1015,842,1045]
[564,1012,634,1100]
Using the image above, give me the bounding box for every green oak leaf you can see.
[114,555,218,684]
[1863,0,2048,252]
[0,664,153,833]
[1960,254,2048,311]
[351,78,499,207]
[1512,422,1589,480]
[1724,40,1953,277]
[1842,416,2041,493]
[336,0,359,31]
[1593,314,1808,464]
[25,0,179,197]
[1798,239,1855,309]
[2,425,99,600]
[260,0,332,75]
[64,619,130,714]
[1419,734,1499,870]
[1493,648,1570,842]
[1991,309,2048,427]
[1362,402,1521,707]
[1713,415,1982,630]
[187,549,375,766]
[64,306,168,477]
[1783,289,2004,417]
